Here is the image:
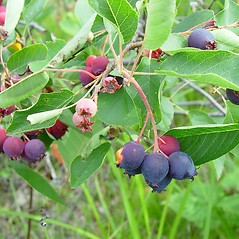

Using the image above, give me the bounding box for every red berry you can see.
[46,120,68,139]
[86,55,97,67]
[91,56,109,75]
[0,128,8,152]
[0,6,6,13]
[157,135,180,156]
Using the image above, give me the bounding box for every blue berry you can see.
[168,151,197,180]
[141,152,169,185]
[188,29,216,50]
[148,174,172,193]
[116,141,145,172]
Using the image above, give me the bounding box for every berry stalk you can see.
[122,70,158,152]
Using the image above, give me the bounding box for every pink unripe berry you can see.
[72,112,84,125]
[75,98,97,117]
[86,55,97,67]
[0,11,5,25]
[0,6,6,13]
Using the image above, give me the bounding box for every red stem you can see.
[123,71,158,152]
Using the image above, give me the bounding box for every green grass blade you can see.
[81,183,107,238]
[168,183,193,239]
[156,180,175,239]
[108,148,141,239]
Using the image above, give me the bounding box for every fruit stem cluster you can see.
[122,70,158,153]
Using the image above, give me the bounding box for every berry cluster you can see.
[0,128,46,163]
[116,135,197,193]
[79,55,123,94]
[72,98,97,133]
[79,55,109,87]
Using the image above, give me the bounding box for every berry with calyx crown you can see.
[168,151,197,180]
[116,141,145,172]
[148,174,172,193]
[141,152,169,186]
[75,98,97,117]
[188,29,216,50]
[24,139,46,162]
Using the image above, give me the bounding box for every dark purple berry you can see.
[124,166,142,177]
[226,88,239,105]
[158,135,180,156]
[116,141,145,172]
[141,152,169,185]
[188,29,216,50]
[168,151,197,180]
[3,136,25,158]
[0,105,15,117]
[46,120,68,139]
[0,128,8,152]
[91,56,109,75]
[79,66,95,87]
[24,139,46,162]
[148,174,172,193]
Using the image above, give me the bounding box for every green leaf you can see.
[144,0,176,49]
[0,72,49,108]
[9,160,65,206]
[22,0,48,23]
[27,109,63,125]
[157,96,174,132]
[166,123,239,165]
[75,0,95,25]
[98,88,139,127]
[216,0,239,25]
[159,50,239,91]
[224,101,239,124]
[161,33,187,53]
[4,0,24,36]
[7,89,73,135]
[212,29,239,50]
[7,44,48,73]
[29,39,66,72]
[70,143,111,188]
[57,121,109,168]
[88,0,138,43]
[189,110,215,125]
[49,14,96,67]
[127,57,163,124]
[173,10,214,33]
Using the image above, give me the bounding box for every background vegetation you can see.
[1,0,239,239]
